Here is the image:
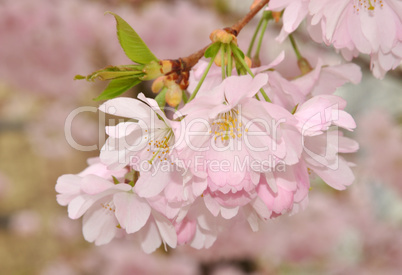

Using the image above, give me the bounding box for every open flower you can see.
[99,93,178,170]
[176,74,303,217]
[56,166,177,252]
[269,0,402,78]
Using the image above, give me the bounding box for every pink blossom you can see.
[291,60,362,97]
[268,0,402,78]
[56,160,177,252]
[99,93,177,170]
[177,74,305,216]
[308,0,402,78]
[269,0,310,42]
[56,158,127,206]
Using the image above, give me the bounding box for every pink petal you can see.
[113,192,151,234]
[153,211,177,248]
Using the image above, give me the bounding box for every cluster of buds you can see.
[152,70,189,107]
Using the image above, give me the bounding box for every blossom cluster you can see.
[56,52,360,252]
[268,0,402,78]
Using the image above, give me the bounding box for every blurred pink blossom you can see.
[8,209,41,237]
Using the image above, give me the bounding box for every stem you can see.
[220,44,226,80]
[230,0,270,35]
[180,0,270,72]
[231,43,271,102]
[253,14,269,64]
[247,15,264,57]
[182,90,188,103]
[180,44,210,71]
[188,52,217,102]
[227,45,232,77]
[288,33,302,60]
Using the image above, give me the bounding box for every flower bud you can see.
[245,56,252,68]
[297,58,313,75]
[151,76,165,94]
[141,60,163,80]
[272,11,281,23]
[165,85,182,107]
[160,60,173,74]
[214,50,228,67]
[210,29,237,44]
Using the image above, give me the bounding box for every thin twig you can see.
[229,0,270,36]
[179,0,270,72]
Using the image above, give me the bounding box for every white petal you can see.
[99,97,153,120]
[153,211,177,248]
[139,220,162,254]
[82,205,118,245]
[114,192,151,234]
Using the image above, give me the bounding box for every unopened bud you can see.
[210,29,237,44]
[214,50,228,67]
[141,60,163,80]
[297,58,313,75]
[165,85,182,107]
[151,76,165,94]
[178,71,190,90]
[252,56,261,67]
[160,60,173,74]
[245,56,252,68]
[272,11,281,23]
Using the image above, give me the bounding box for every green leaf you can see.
[95,78,141,101]
[112,176,120,185]
[230,43,245,60]
[291,104,299,115]
[204,42,221,58]
[79,65,145,81]
[154,87,167,109]
[74,75,86,80]
[106,12,158,64]
[93,70,144,81]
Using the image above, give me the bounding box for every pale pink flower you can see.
[294,95,357,136]
[256,161,310,217]
[308,0,402,78]
[269,0,310,42]
[174,197,235,249]
[302,130,358,190]
[294,95,358,190]
[291,60,362,97]
[268,0,402,78]
[177,74,304,217]
[56,158,127,206]
[99,93,178,170]
[58,173,177,251]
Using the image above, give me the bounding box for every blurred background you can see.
[1,0,402,274]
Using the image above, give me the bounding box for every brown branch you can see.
[180,44,210,71]
[228,0,270,36]
[178,0,270,72]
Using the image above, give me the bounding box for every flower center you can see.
[147,127,174,164]
[211,108,245,142]
[353,0,383,13]
[101,200,116,215]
